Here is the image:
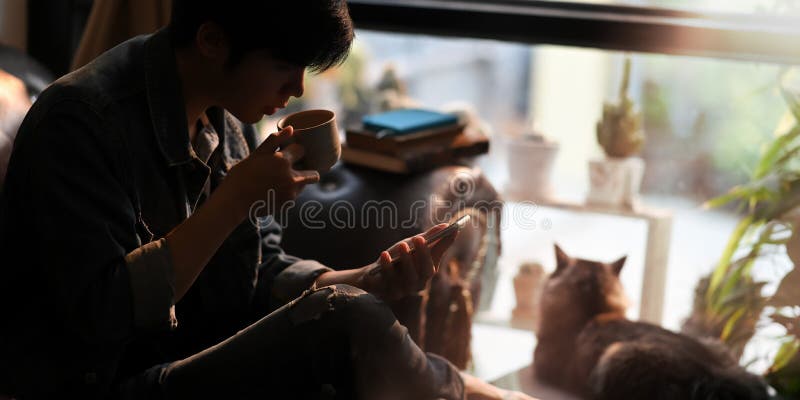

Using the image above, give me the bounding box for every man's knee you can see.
[327,283,386,308]
[287,284,395,329]
[326,283,367,298]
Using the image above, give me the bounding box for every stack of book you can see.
[342,108,489,174]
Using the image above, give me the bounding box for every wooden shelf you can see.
[502,189,673,325]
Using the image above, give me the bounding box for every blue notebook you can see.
[362,109,459,138]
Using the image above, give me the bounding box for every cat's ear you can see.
[610,255,627,276]
[554,244,570,271]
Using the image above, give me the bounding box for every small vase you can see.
[586,156,644,209]
[505,136,559,202]
[511,262,546,331]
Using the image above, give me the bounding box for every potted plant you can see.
[587,57,645,209]
[505,121,559,201]
[685,73,800,397]
[511,261,547,331]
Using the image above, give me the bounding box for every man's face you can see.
[218,50,305,124]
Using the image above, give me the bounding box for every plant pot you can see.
[505,136,559,201]
[586,157,644,209]
[511,262,546,332]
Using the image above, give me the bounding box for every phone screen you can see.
[367,215,471,275]
[424,215,471,247]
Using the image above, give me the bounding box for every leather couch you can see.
[279,162,503,368]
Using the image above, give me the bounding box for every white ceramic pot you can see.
[505,136,559,201]
[586,157,645,208]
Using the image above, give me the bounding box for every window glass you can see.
[263,29,794,372]
[535,0,800,17]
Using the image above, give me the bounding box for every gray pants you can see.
[115,284,464,400]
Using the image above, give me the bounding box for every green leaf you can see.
[780,84,800,124]
[716,262,749,310]
[770,338,800,373]
[758,180,800,221]
[704,190,746,210]
[706,172,788,218]
[754,125,800,179]
[741,222,782,276]
[717,279,767,308]
[773,140,800,168]
[721,308,747,341]
[708,215,755,304]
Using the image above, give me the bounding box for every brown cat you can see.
[533,245,768,400]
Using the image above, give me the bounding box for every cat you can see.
[533,245,769,400]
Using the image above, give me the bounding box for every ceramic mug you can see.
[276,109,341,174]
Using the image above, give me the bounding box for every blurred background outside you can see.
[262,0,800,373]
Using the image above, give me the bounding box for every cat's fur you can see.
[533,245,768,400]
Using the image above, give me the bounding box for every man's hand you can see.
[461,372,540,400]
[223,126,320,217]
[167,126,319,301]
[361,223,458,301]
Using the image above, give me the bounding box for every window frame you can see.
[347,0,800,64]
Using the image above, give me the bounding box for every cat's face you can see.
[540,245,630,319]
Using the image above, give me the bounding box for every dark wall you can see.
[27,0,94,78]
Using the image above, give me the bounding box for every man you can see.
[0,1,535,399]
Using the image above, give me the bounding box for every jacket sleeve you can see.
[251,218,333,315]
[20,99,176,345]
[237,121,333,314]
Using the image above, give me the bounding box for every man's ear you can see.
[554,244,570,272]
[610,255,627,276]
[195,22,230,64]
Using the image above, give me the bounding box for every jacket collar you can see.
[143,28,194,167]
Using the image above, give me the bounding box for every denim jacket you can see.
[0,29,331,398]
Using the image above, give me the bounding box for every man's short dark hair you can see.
[169,0,354,73]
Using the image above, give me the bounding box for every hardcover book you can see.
[345,122,466,156]
[361,109,460,137]
[341,130,490,174]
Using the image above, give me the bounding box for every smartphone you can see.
[422,214,471,248]
[368,215,471,275]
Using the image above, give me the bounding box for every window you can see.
[345,0,800,64]
[261,1,799,373]
[547,0,800,17]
